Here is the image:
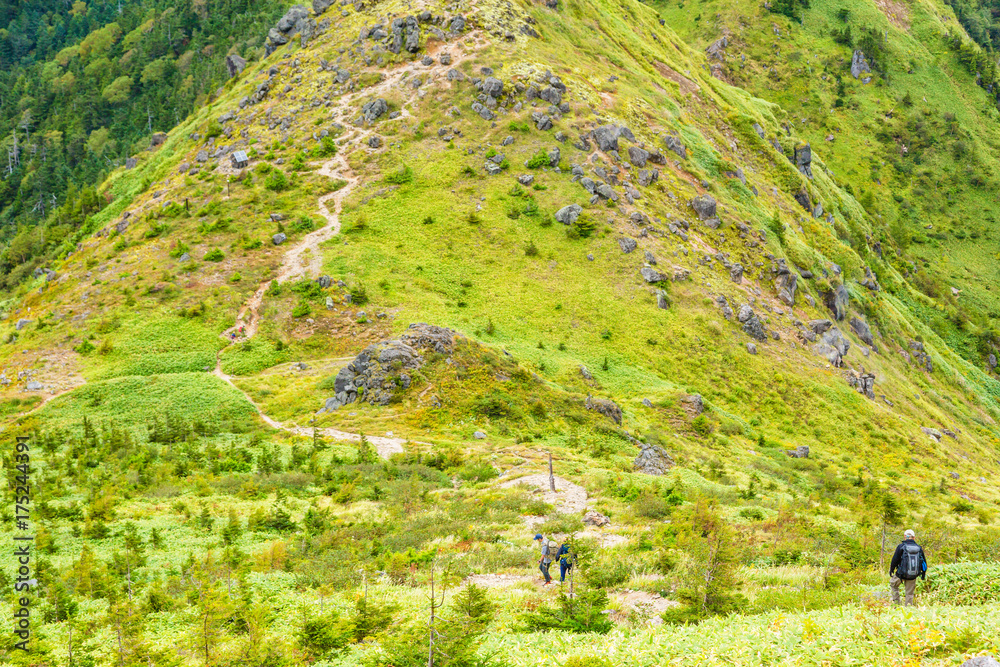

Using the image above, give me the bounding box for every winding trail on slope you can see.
[210,38,487,456]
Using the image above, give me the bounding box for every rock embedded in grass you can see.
[555,204,582,224]
[618,237,637,254]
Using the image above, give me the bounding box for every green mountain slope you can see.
[1,0,1000,663]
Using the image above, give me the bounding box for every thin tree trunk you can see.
[427,568,435,667]
[548,452,555,491]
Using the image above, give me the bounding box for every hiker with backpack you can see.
[889,529,928,606]
[534,533,559,585]
[557,542,572,584]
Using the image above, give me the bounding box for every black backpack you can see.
[897,542,922,579]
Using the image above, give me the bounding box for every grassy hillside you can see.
[1,0,1000,664]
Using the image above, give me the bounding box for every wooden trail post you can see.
[549,452,555,491]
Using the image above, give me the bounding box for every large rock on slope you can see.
[225,55,247,78]
[586,395,622,424]
[591,124,635,152]
[814,327,850,366]
[313,0,336,14]
[318,324,457,413]
[824,284,850,321]
[555,204,582,224]
[634,442,674,474]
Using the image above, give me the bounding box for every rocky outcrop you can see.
[633,442,674,475]
[814,327,850,367]
[267,5,314,53]
[851,50,872,83]
[786,445,810,458]
[823,284,849,320]
[690,194,718,223]
[225,55,247,78]
[318,324,457,413]
[847,369,875,399]
[850,316,875,347]
[681,393,704,414]
[909,340,933,372]
[361,98,388,122]
[555,204,582,224]
[583,510,611,526]
[585,394,622,424]
[663,135,686,159]
[591,124,635,152]
[738,305,767,341]
[794,143,813,179]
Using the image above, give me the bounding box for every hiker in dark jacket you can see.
[557,542,572,584]
[888,529,927,606]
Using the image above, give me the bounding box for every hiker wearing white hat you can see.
[889,529,927,606]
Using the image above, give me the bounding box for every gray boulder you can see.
[794,143,813,179]
[663,135,686,159]
[586,394,622,424]
[517,174,534,186]
[584,510,612,526]
[618,237,637,254]
[389,15,420,54]
[481,77,504,98]
[851,50,872,82]
[555,204,582,225]
[989,353,997,368]
[595,183,618,201]
[921,426,943,442]
[682,393,704,414]
[848,370,876,399]
[319,324,457,412]
[814,327,850,366]
[473,102,495,121]
[824,284,850,320]
[225,55,247,78]
[272,233,287,245]
[850,316,875,346]
[26,381,43,391]
[808,319,832,334]
[786,445,810,459]
[637,169,659,186]
[15,319,31,331]
[627,146,650,167]
[960,656,1000,667]
[776,273,797,306]
[276,5,310,32]
[473,430,487,439]
[730,263,744,284]
[591,124,633,152]
[313,0,336,13]
[361,98,388,122]
[634,442,674,475]
[691,194,717,220]
[640,267,666,283]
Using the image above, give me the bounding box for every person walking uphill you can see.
[889,529,928,606]
[557,542,572,584]
[534,533,559,585]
